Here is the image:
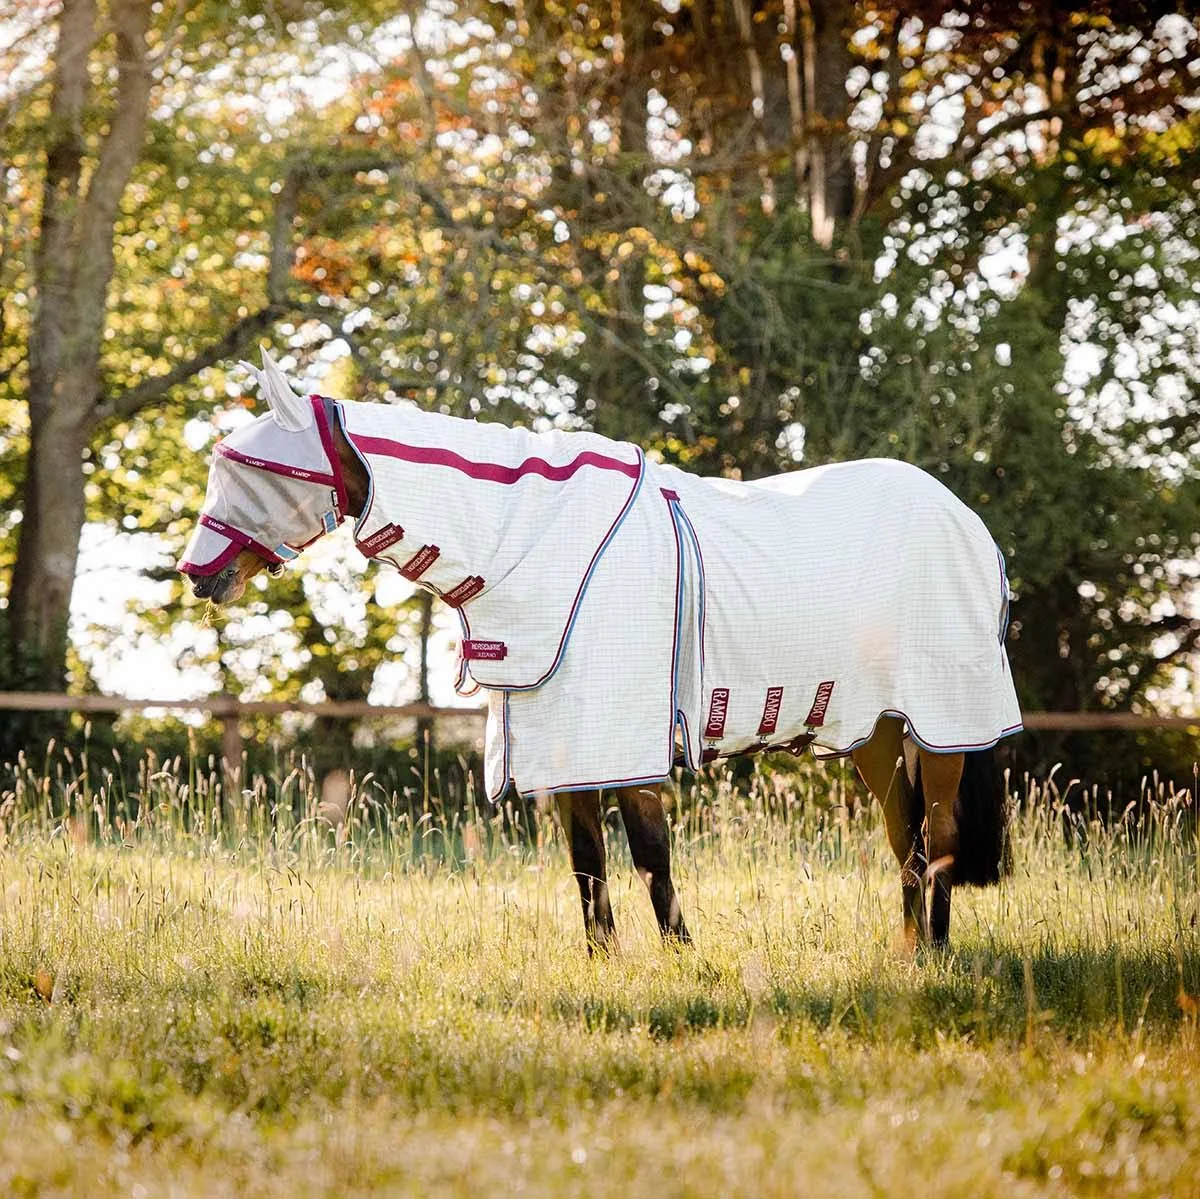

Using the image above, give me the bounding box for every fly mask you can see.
[178,351,349,577]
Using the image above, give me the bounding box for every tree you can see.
[0,0,400,705]
[4,0,1197,789]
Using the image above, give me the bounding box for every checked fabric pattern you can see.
[342,403,1022,799]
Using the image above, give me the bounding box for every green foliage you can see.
[1,0,1197,786]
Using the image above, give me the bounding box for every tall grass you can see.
[0,740,1197,1196]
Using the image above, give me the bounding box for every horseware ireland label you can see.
[704,688,730,739]
[462,640,508,661]
[805,680,836,727]
[443,575,485,606]
[359,523,404,555]
[757,686,784,736]
[399,544,440,580]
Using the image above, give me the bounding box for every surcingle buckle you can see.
[779,680,837,757]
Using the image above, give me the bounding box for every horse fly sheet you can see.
[180,375,1023,800]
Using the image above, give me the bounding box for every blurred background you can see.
[0,0,1197,803]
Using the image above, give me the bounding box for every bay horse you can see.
[180,352,1019,952]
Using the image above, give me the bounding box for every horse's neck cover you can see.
[178,404,341,574]
[340,398,645,692]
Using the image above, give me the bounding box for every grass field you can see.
[0,752,1197,1197]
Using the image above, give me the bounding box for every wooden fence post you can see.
[218,695,243,798]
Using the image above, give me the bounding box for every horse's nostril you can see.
[187,572,217,599]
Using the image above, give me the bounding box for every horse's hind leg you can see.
[615,784,691,945]
[916,748,965,948]
[556,791,617,954]
[851,717,927,949]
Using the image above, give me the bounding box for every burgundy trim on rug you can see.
[312,395,349,516]
[181,515,284,574]
[398,544,440,580]
[178,538,242,577]
[812,710,1026,760]
[757,686,785,736]
[462,639,507,661]
[703,687,730,739]
[804,680,836,727]
[358,523,405,557]
[347,433,640,484]
[442,575,485,607]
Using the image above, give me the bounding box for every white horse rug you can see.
[181,380,1022,800]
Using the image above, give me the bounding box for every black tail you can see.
[952,746,1011,886]
[911,746,1010,887]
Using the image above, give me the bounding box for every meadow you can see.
[0,747,1197,1197]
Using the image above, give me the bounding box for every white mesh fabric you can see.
[225,412,334,476]
[495,455,1022,795]
[179,414,338,573]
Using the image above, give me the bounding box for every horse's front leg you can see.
[614,784,691,945]
[556,791,617,954]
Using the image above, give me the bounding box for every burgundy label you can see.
[704,688,730,739]
[462,639,507,661]
[399,544,440,580]
[660,488,680,501]
[757,686,784,736]
[443,575,485,607]
[805,680,836,727]
[358,523,405,555]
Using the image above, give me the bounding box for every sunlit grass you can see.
[0,746,1197,1196]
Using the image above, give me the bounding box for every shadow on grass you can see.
[543,941,1200,1045]
[812,943,1199,1044]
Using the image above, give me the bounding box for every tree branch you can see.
[95,304,286,422]
[952,105,1073,165]
[1150,622,1200,669]
[850,15,902,230]
[308,307,457,397]
[98,153,335,422]
[730,0,776,216]
[269,170,301,305]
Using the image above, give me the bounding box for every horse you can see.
[180,351,1021,952]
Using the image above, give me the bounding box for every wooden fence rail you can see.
[1,693,1197,769]
[0,691,487,769]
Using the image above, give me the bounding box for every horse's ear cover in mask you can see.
[239,349,314,433]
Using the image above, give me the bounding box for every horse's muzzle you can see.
[183,566,236,603]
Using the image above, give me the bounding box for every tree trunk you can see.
[7,414,88,689]
[6,0,152,695]
[731,0,777,214]
[798,0,855,247]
